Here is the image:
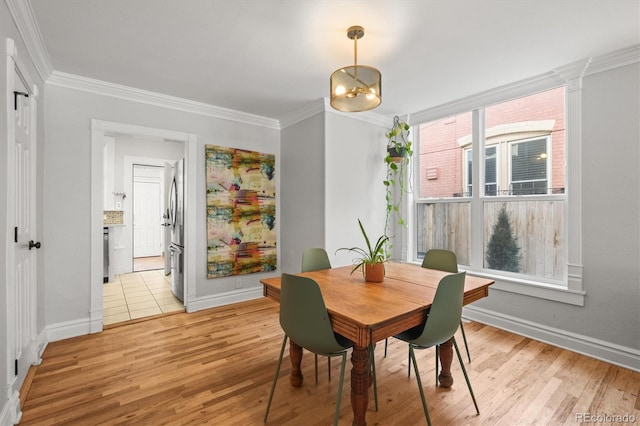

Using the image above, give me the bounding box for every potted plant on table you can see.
[336,219,389,283]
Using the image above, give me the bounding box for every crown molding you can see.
[279,98,391,129]
[47,71,280,129]
[411,44,640,125]
[5,0,53,81]
[323,98,391,127]
[278,98,326,128]
[584,44,640,76]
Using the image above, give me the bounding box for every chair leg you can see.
[384,338,388,357]
[333,352,348,426]
[435,345,439,385]
[409,345,432,426]
[407,348,412,377]
[460,320,471,363]
[315,353,318,384]
[264,335,288,423]
[453,337,479,415]
[368,345,378,411]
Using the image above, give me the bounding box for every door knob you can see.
[29,240,41,250]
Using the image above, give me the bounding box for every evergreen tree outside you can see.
[486,205,520,272]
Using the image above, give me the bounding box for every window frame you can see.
[406,69,587,306]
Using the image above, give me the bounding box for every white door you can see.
[163,163,172,275]
[6,49,38,415]
[133,181,162,258]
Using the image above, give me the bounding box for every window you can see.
[509,137,549,195]
[465,146,497,196]
[415,87,569,284]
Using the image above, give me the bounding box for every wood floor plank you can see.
[19,298,640,425]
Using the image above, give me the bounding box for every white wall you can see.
[0,2,47,422]
[280,113,325,273]
[467,62,640,368]
[325,113,388,268]
[42,85,279,326]
[279,110,389,274]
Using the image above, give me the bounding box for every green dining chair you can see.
[421,249,471,365]
[301,248,333,383]
[384,249,471,380]
[394,272,479,426]
[264,273,378,426]
[301,247,332,273]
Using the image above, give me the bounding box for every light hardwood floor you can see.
[20,298,639,425]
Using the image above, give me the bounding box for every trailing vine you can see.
[383,116,413,240]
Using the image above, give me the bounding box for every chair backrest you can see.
[421,249,458,273]
[411,272,466,347]
[301,248,332,272]
[280,273,348,354]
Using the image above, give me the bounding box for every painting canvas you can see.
[206,145,276,278]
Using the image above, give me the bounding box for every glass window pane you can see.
[485,87,565,196]
[418,112,472,198]
[483,201,565,279]
[416,202,470,265]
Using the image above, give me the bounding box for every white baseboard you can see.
[45,317,92,342]
[40,287,265,343]
[463,305,640,372]
[0,390,21,426]
[186,287,264,313]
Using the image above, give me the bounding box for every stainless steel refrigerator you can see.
[168,159,184,301]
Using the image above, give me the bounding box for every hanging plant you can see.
[383,116,413,238]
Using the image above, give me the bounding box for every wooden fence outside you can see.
[416,199,565,280]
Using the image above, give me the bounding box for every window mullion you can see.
[469,109,484,269]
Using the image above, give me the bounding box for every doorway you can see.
[133,164,164,272]
[91,120,197,332]
[105,152,183,325]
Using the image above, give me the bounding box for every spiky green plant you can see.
[336,219,390,275]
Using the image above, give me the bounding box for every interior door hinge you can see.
[15,359,18,376]
[13,91,29,111]
[15,227,18,243]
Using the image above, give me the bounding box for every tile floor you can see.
[103,269,184,326]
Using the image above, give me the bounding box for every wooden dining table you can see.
[261,261,494,426]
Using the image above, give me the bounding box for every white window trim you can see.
[408,60,590,306]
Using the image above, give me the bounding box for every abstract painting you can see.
[205,145,276,278]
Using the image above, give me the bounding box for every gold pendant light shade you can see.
[330,26,382,112]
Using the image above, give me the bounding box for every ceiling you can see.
[28,0,640,123]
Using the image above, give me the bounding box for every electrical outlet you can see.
[235,279,242,289]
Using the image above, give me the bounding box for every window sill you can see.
[464,270,585,306]
[406,260,585,306]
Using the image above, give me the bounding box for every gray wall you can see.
[280,113,325,274]
[280,112,389,274]
[42,84,279,325]
[472,62,640,358]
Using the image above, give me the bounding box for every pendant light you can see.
[330,26,382,112]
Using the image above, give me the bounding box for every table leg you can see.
[437,339,454,388]
[289,340,303,387]
[350,345,369,426]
